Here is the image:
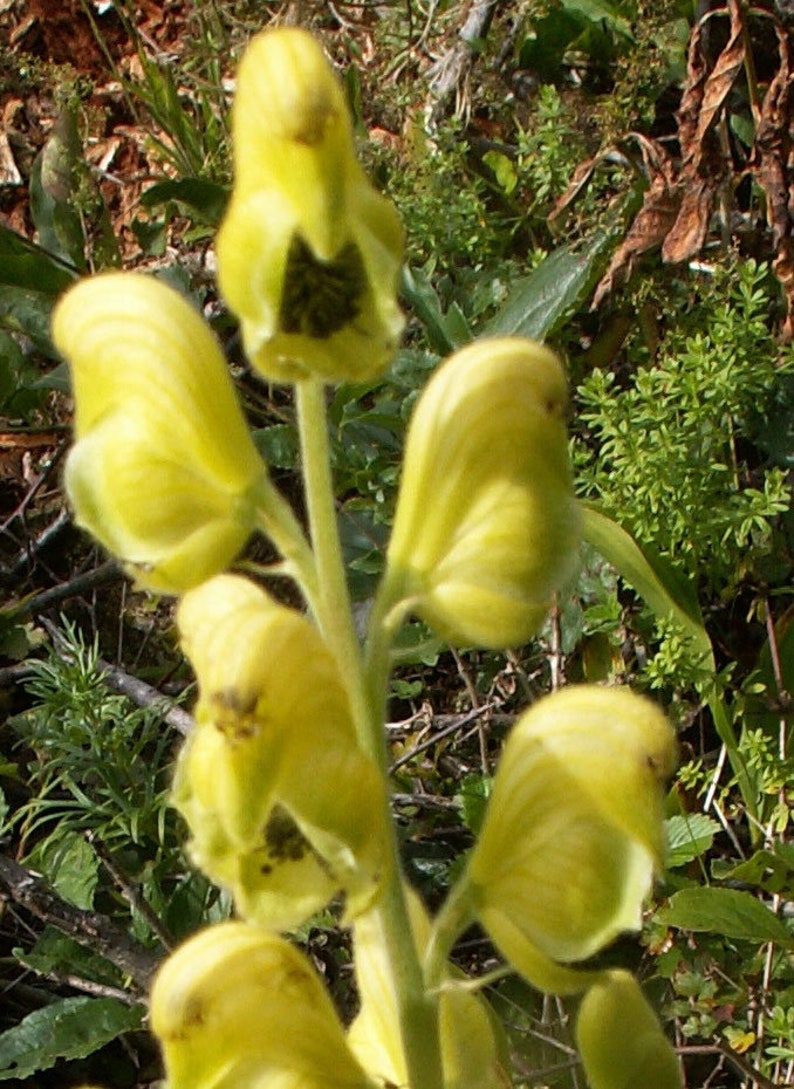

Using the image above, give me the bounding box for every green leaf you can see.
[252,424,299,470]
[657,887,794,946]
[582,506,714,671]
[400,265,471,354]
[140,177,229,225]
[711,847,794,897]
[0,996,144,1079]
[665,813,720,868]
[29,109,86,270]
[25,831,99,910]
[14,929,124,989]
[483,150,518,195]
[0,225,77,295]
[456,772,493,836]
[0,284,61,357]
[482,237,611,342]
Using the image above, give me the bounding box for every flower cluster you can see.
[54,25,681,1089]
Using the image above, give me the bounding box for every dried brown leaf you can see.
[751,22,794,339]
[693,0,746,159]
[592,139,680,307]
[662,177,716,263]
[677,19,708,169]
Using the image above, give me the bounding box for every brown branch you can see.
[678,1042,781,1089]
[0,853,161,994]
[425,0,502,125]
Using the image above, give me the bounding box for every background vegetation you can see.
[0,1,792,1086]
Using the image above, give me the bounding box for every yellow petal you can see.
[150,922,373,1089]
[349,888,509,1089]
[385,338,581,648]
[216,28,403,382]
[575,970,681,1089]
[466,685,676,972]
[53,273,266,593]
[174,575,386,928]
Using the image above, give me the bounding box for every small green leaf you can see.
[658,887,794,946]
[0,996,144,1079]
[456,772,493,836]
[483,150,518,195]
[252,424,299,470]
[665,813,720,868]
[400,265,471,354]
[25,831,99,910]
[0,225,77,295]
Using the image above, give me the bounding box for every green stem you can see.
[295,379,444,1089]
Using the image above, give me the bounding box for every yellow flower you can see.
[150,921,375,1089]
[53,273,266,594]
[463,686,676,992]
[216,27,404,383]
[576,970,681,1089]
[348,887,510,1089]
[384,337,581,648]
[174,574,386,929]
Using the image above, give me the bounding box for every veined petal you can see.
[576,970,681,1089]
[229,27,355,259]
[64,417,256,593]
[465,685,676,974]
[54,272,262,487]
[150,922,374,1089]
[385,338,581,648]
[54,272,266,593]
[216,27,404,383]
[174,575,386,928]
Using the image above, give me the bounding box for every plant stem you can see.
[295,379,444,1089]
[251,473,320,613]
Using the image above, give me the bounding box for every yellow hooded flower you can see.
[463,686,676,992]
[53,273,266,594]
[150,921,375,1089]
[576,970,681,1089]
[216,27,404,383]
[174,574,386,929]
[383,337,581,648]
[348,887,510,1089]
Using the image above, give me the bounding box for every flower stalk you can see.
[54,24,681,1089]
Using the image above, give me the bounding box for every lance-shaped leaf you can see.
[216,28,404,383]
[53,273,267,594]
[463,686,676,989]
[383,337,581,649]
[174,574,386,929]
[150,922,375,1089]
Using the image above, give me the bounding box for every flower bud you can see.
[174,574,386,929]
[216,28,404,383]
[384,337,581,648]
[150,921,373,1089]
[575,970,681,1089]
[464,686,676,989]
[53,273,266,594]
